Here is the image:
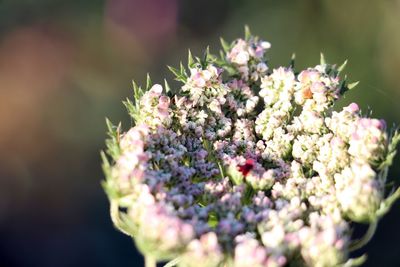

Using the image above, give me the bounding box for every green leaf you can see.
[223,64,239,76]
[164,79,171,93]
[338,78,348,95]
[101,150,111,178]
[188,49,195,68]
[338,59,348,73]
[217,161,225,180]
[168,65,180,77]
[123,97,134,111]
[105,117,114,134]
[105,118,121,160]
[347,81,360,90]
[220,37,231,53]
[179,62,187,77]
[146,73,152,90]
[219,50,226,60]
[243,185,255,205]
[379,129,400,170]
[201,46,210,68]
[132,80,139,101]
[123,98,138,122]
[167,65,187,83]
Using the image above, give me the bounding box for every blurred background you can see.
[0,0,400,266]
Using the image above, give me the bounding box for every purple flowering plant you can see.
[102,27,400,267]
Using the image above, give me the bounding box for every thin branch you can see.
[110,200,132,236]
[349,220,378,252]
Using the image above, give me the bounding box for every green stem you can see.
[110,200,132,236]
[339,254,367,267]
[145,255,156,267]
[349,186,400,252]
[349,220,378,252]
[376,187,400,218]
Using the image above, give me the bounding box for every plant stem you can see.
[349,220,378,251]
[349,186,400,252]
[145,255,156,267]
[377,187,400,218]
[110,200,132,236]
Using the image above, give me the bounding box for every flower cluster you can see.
[226,36,270,81]
[103,28,400,267]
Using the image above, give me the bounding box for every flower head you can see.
[103,28,400,267]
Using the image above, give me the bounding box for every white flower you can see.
[335,162,382,222]
[180,232,223,267]
[104,31,398,267]
[348,118,387,164]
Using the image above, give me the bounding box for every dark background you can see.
[0,0,400,266]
